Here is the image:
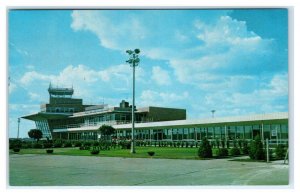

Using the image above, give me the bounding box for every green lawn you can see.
[10,147,202,160]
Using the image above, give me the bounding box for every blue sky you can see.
[8,9,288,138]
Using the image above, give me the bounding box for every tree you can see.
[98,125,116,140]
[249,135,265,160]
[28,129,43,143]
[198,137,212,158]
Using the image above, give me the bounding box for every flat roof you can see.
[22,112,71,121]
[53,112,288,133]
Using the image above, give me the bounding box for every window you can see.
[236,126,244,139]
[244,126,252,139]
[207,127,214,139]
[172,129,178,140]
[214,127,221,139]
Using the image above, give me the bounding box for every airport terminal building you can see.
[22,86,288,144]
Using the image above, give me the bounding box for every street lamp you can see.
[211,110,216,118]
[126,48,140,154]
[17,118,20,139]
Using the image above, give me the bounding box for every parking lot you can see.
[9,154,289,186]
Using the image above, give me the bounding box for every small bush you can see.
[9,139,22,149]
[64,142,72,147]
[275,144,286,159]
[74,142,82,147]
[79,146,85,150]
[198,137,212,158]
[216,148,228,157]
[147,151,155,156]
[46,149,54,154]
[90,147,100,155]
[242,140,249,154]
[33,143,43,149]
[53,142,63,148]
[83,142,92,147]
[43,143,53,148]
[13,148,21,152]
[230,147,241,156]
[119,141,131,149]
[238,139,242,149]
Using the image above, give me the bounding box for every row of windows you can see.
[56,123,288,142]
[41,107,76,113]
[116,124,288,141]
[84,113,131,124]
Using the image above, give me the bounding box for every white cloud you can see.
[199,73,288,116]
[71,11,147,50]
[9,82,17,94]
[70,11,275,90]
[18,64,146,103]
[20,71,54,86]
[151,66,171,86]
[139,89,189,107]
[9,104,40,113]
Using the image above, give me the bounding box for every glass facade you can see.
[53,120,288,144]
[35,120,52,139]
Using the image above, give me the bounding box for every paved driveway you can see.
[9,154,289,186]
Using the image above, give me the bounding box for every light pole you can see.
[211,110,216,118]
[126,48,140,154]
[17,118,20,139]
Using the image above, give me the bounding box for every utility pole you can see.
[126,49,140,154]
[17,118,20,139]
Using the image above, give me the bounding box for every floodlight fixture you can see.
[126,50,133,55]
[134,49,140,54]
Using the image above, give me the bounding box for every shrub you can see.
[9,139,22,149]
[22,142,32,149]
[147,151,155,156]
[46,149,54,154]
[90,147,100,155]
[216,148,228,157]
[119,141,131,149]
[74,141,82,147]
[249,135,265,160]
[230,147,241,156]
[242,140,249,154]
[33,143,43,149]
[198,137,212,158]
[238,139,242,149]
[64,142,72,147]
[83,142,92,147]
[79,146,85,150]
[275,144,286,159]
[53,142,63,148]
[91,149,100,154]
[43,142,53,148]
[13,148,21,152]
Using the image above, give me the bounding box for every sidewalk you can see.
[9,154,289,186]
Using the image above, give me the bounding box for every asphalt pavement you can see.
[8,154,289,186]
